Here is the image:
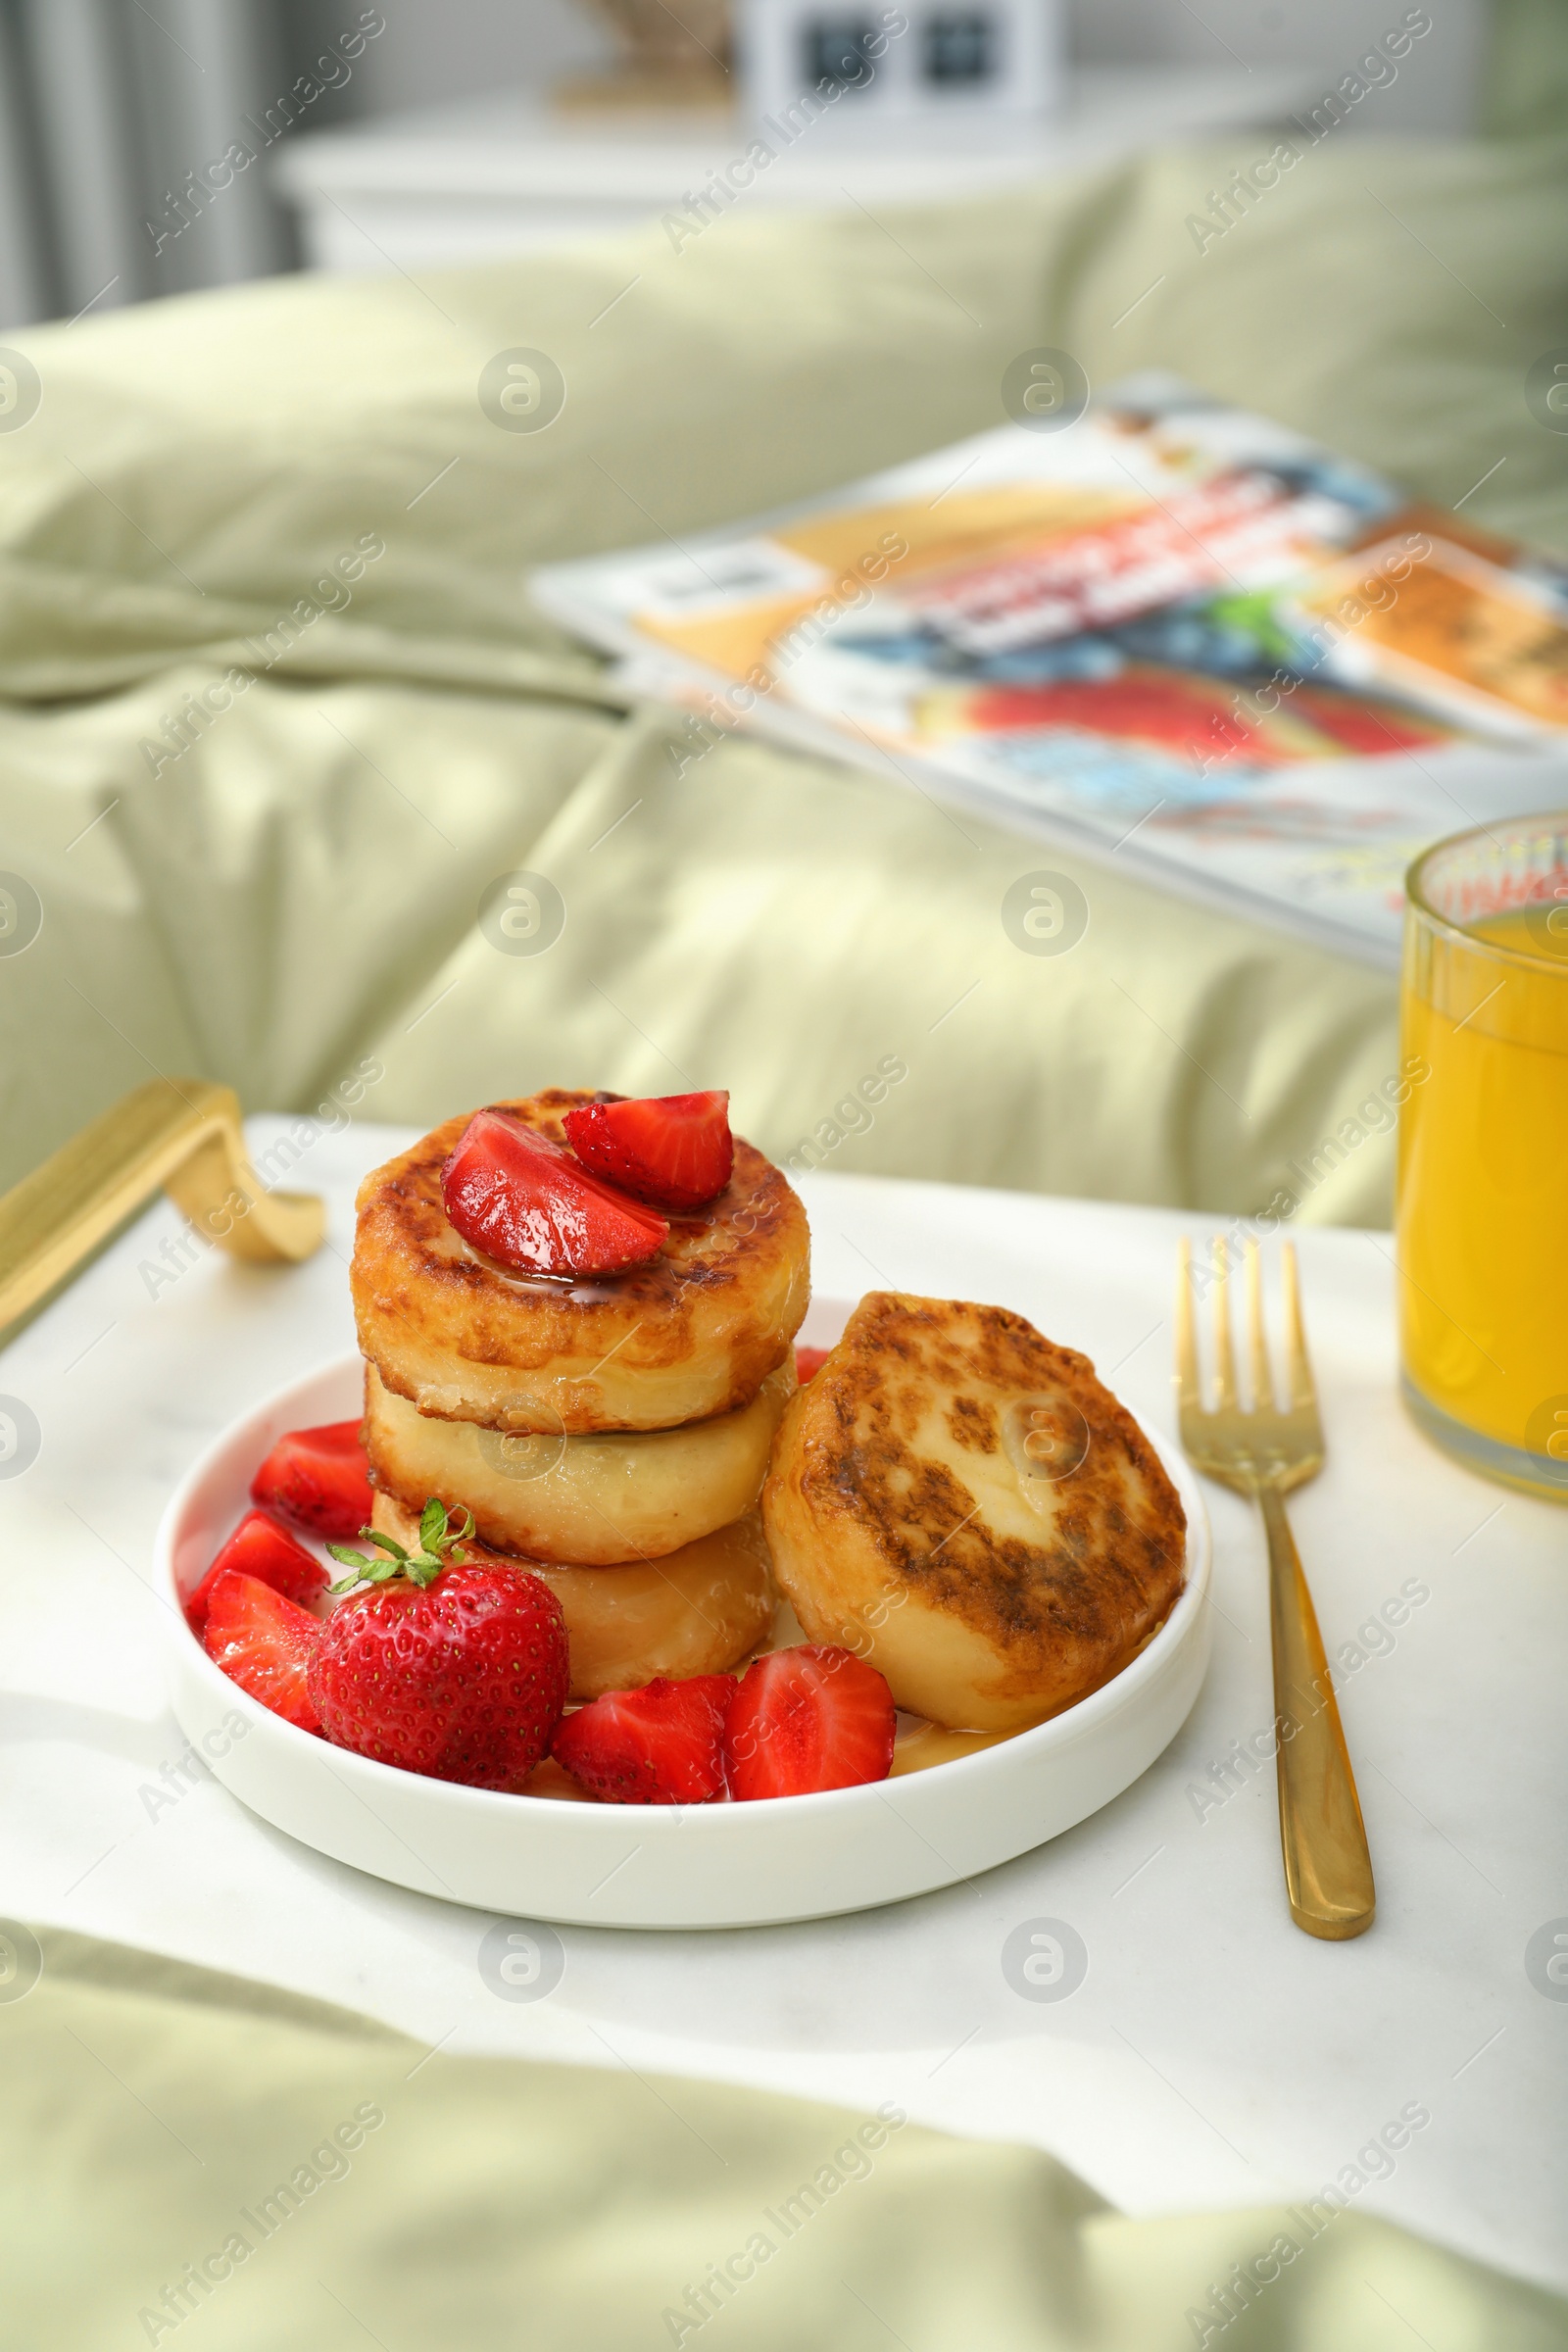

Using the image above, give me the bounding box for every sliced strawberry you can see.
[562,1092,733,1214]
[185,1508,328,1636]
[250,1419,374,1542]
[442,1107,668,1278]
[203,1569,323,1732]
[725,1645,895,1800]
[552,1674,734,1805]
[794,1345,831,1384]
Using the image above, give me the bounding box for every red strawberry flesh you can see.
[203,1568,323,1732]
[185,1507,328,1636]
[725,1645,895,1800]
[442,1107,668,1278]
[552,1674,734,1805]
[309,1561,568,1790]
[250,1419,374,1541]
[562,1092,733,1214]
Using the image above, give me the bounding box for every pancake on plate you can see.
[353,1088,808,1433]
[761,1291,1187,1734]
[363,1356,795,1565]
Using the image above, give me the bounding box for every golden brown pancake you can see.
[363,1357,794,1565]
[369,1491,775,1700]
[353,1089,809,1433]
[761,1292,1187,1733]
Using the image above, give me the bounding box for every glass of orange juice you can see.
[1398,813,1568,1496]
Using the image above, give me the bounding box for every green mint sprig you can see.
[327,1496,473,1593]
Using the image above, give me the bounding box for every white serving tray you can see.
[155,1299,1210,1929]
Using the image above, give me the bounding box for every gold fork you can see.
[1176,1237,1375,1941]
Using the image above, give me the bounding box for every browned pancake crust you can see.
[823,1298,1180,1660]
[353,1089,809,1433]
[763,1291,1187,1730]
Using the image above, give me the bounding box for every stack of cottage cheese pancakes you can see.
[351,1087,1187,1745]
[354,1089,810,1699]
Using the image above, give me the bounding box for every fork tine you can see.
[1282,1241,1315,1408]
[1210,1236,1237,1409]
[1245,1240,1272,1411]
[1176,1236,1201,1417]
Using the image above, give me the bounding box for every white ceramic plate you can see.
[156,1299,1211,1929]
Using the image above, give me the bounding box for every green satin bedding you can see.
[4,1932,1561,2351]
[2,134,1564,1224]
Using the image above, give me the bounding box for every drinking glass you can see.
[1398,813,1568,1497]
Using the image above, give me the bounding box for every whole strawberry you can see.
[311,1500,567,1789]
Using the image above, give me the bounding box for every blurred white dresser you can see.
[270,65,1326,274]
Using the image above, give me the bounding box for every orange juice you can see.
[1397,822,1568,1495]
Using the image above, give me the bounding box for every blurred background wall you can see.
[0,0,1513,330]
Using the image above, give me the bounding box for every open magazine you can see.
[530,374,1568,965]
